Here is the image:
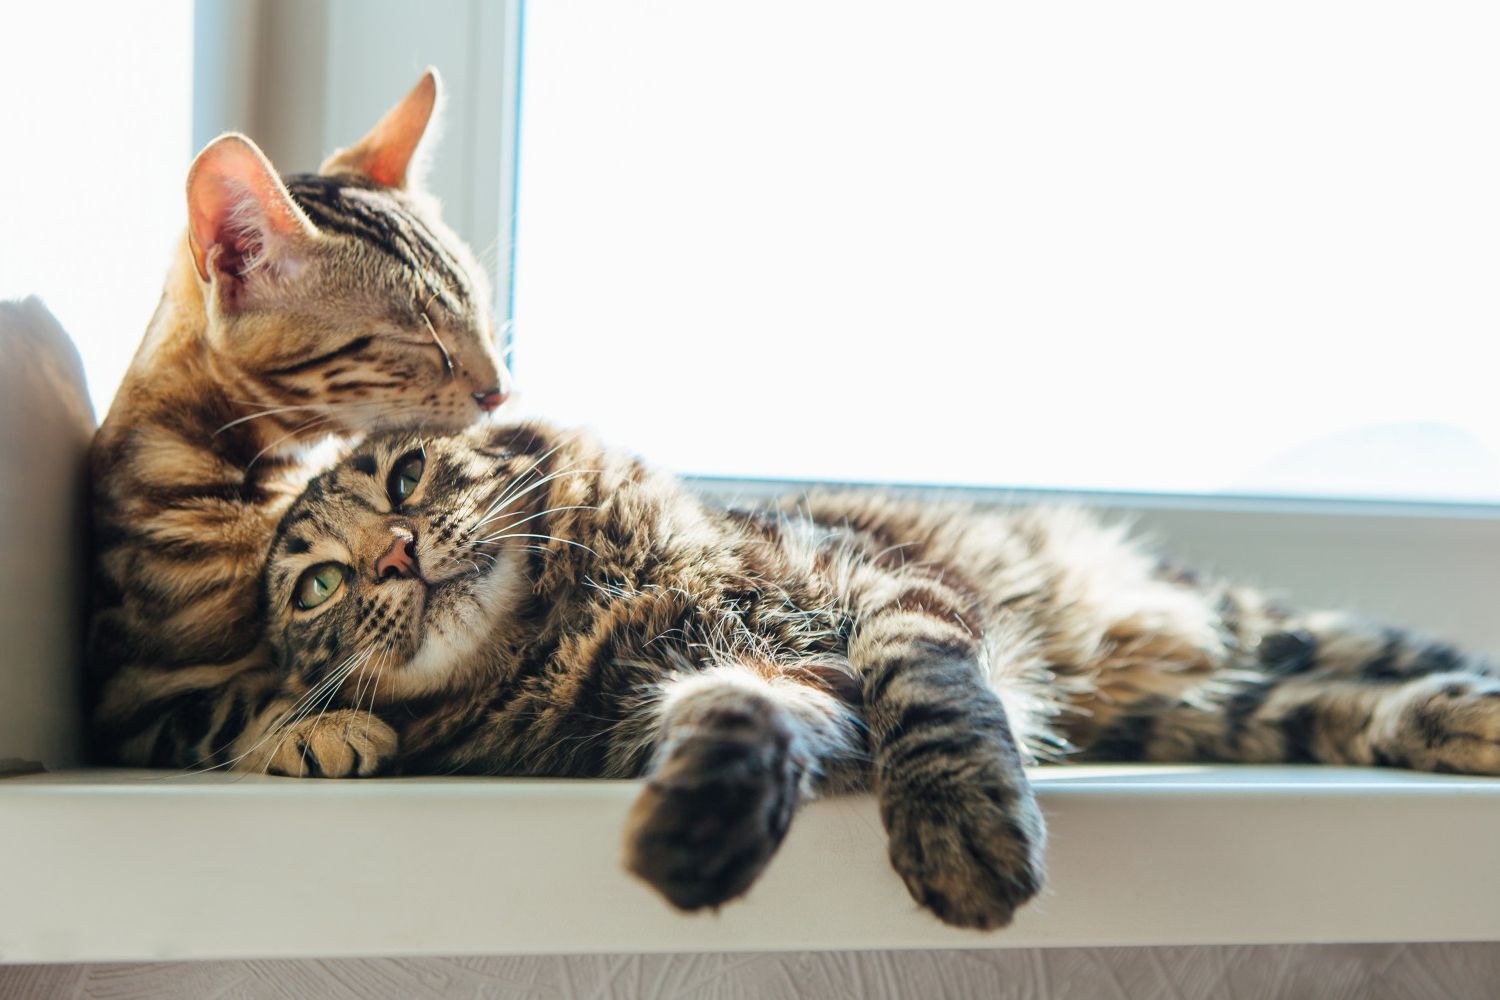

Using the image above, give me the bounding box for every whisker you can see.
[245,414,335,469]
[474,532,600,557]
[347,645,380,736]
[186,649,374,776]
[288,662,364,775]
[472,504,598,535]
[269,647,380,774]
[360,650,388,746]
[214,397,382,437]
[475,446,575,517]
[212,405,329,436]
[420,292,455,378]
[473,467,601,531]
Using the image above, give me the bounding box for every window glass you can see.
[513,2,1500,501]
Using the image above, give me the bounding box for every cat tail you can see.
[1089,609,1500,774]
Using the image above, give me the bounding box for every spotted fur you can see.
[261,420,1500,929]
[87,71,508,770]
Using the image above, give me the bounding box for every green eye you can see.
[294,562,346,610]
[388,449,426,505]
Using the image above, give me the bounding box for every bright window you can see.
[512,2,1500,502]
[0,1,194,416]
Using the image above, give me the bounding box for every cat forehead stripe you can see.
[284,174,469,311]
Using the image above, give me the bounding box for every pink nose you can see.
[376,535,418,580]
[473,387,508,412]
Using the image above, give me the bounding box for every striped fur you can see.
[87,73,507,770]
[260,420,1500,928]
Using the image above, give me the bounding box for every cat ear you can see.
[186,133,319,294]
[319,68,442,189]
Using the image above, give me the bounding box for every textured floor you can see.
[4,943,1499,999]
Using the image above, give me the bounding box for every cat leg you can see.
[94,650,391,775]
[236,704,399,777]
[222,661,398,777]
[849,597,1046,930]
[1090,613,1500,774]
[622,664,863,911]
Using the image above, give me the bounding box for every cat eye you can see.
[293,562,347,611]
[388,449,426,506]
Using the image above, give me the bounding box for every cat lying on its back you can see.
[258,419,1500,928]
[88,70,509,773]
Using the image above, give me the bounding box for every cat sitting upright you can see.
[88,69,509,774]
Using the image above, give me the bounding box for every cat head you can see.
[262,423,573,702]
[186,69,508,437]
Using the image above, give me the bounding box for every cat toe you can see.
[623,709,801,911]
[1374,673,1500,775]
[882,774,1046,930]
[262,709,398,778]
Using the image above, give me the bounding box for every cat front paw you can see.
[1373,673,1500,775]
[258,709,398,777]
[881,765,1046,930]
[624,701,802,911]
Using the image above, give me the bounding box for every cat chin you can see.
[393,547,526,694]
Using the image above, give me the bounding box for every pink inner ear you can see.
[361,146,410,189]
[332,108,426,187]
[187,136,309,286]
[208,210,263,282]
[322,71,439,189]
[189,175,267,286]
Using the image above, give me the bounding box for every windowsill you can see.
[3,765,1498,963]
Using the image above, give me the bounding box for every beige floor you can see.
[4,943,1498,1000]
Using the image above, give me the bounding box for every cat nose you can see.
[473,369,511,411]
[376,532,418,580]
[473,387,508,412]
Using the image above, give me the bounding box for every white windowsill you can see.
[3,765,1498,964]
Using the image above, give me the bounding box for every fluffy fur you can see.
[88,71,508,769]
[258,419,1500,928]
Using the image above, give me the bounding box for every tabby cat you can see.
[260,420,1500,928]
[88,71,509,771]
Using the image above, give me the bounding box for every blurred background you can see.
[4,0,1500,503]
